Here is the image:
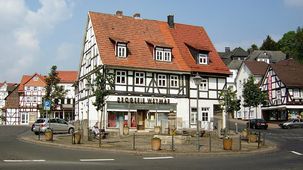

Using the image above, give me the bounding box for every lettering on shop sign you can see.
[117,97,170,104]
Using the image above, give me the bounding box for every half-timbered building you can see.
[77,11,230,131]
[4,71,77,125]
[261,59,303,121]
[0,82,18,124]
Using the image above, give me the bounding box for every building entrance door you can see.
[137,110,147,130]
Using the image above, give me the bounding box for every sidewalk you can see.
[20,130,277,155]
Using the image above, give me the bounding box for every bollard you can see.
[262,132,266,146]
[239,135,242,151]
[72,132,75,144]
[171,134,175,151]
[258,131,261,149]
[132,133,136,150]
[38,126,41,141]
[235,123,238,134]
[209,133,212,152]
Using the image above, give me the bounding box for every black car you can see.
[247,119,268,129]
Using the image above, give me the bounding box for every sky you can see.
[0,0,303,83]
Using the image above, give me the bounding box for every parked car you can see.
[279,118,303,129]
[247,119,268,129]
[32,118,75,135]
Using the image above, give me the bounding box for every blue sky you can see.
[0,0,303,82]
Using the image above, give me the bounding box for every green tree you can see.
[260,35,279,51]
[42,65,67,117]
[242,76,267,123]
[219,86,240,118]
[277,31,296,57]
[87,69,114,147]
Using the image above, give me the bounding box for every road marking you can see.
[291,151,303,156]
[80,159,115,162]
[3,160,46,163]
[143,156,174,160]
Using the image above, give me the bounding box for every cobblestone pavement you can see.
[20,129,276,155]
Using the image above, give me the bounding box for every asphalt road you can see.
[0,124,303,170]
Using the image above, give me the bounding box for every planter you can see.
[151,137,161,151]
[248,134,257,143]
[154,126,161,134]
[74,132,81,144]
[223,138,232,150]
[123,126,129,135]
[45,130,53,141]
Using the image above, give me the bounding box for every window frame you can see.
[157,74,167,87]
[190,107,197,124]
[116,70,127,85]
[155,47,172,62]
[170,75,179,88]
[199,78,208,91]
[198,53,208,65]
[116,43,127,58]
[135,72,145,86]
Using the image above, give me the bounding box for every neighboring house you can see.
[226,60,243,91]
[246,50,286,64]
[219,47,249,65]
[235,61,268,119]
[0,82,18,124]
[4,71,77,125]
[76,11,230,131]
[260,59,303,121]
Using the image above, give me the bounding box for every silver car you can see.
[32,118,75,135]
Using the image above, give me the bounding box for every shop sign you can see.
[117,97,170,104]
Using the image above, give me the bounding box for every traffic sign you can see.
[44,100,51,111]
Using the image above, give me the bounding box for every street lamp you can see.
[193,73,202,151]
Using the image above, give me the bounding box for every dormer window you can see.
[198,53,208,65]
[155,47,171,62]
[116,43,127,57]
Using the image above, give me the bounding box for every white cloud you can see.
[56,42,77,62]
[0,0,73,82]
[284,0,303,8]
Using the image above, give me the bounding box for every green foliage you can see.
[248,44,259,52]
[219,86,240,116]
[260,35,278,51]
[43,65,67,111]
[0,115,6,121]
[242,76,267,108]
[90,70,114,112]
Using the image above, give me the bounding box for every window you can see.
[33,97,37,103]
[26,86,30,91]
[155,47,171,62]
[116,71,126,84]
[198,53,208,65]
[34,86,37,91]
[190,107,197,124]
[135,72,145,85]
[200,78,208,91]
[117,43,127,57]
[294,89,300,98]
[202,112,208,121]
[170,75,179,88]
[158,74,167,87]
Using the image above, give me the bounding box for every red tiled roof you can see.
[57,71,78,83]
[244,61,268,76]
[18,71,78,92]
[89,11,230,75]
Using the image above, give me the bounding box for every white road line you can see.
[3,160,46,163]
[291,151,303,156]
[143,156,174,160]
[80,159,115,162]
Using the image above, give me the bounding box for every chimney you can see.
[133,13,141,19]
[116,10,123,17]
[167,15,174,28]
[225,47,231,53]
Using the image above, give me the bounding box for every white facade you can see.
[0,83,9,124]
[76,15,228,131]
[235,64,262,119]
[226,69,238,91]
